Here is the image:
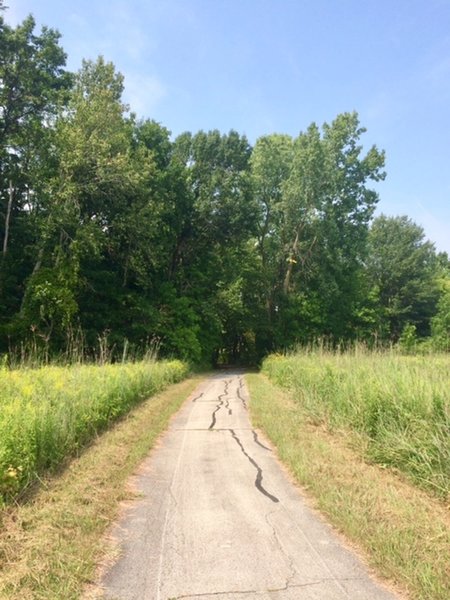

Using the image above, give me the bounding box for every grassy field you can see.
[247,371,450,600]
[262,349,450,500]
[0,359,188,502]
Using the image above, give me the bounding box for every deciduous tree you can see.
[366,215,439,340]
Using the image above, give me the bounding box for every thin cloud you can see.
[3,0,32,25]
[98,4,154,62]
[426,55,450,101]
[122,73,167,118]
[366,91,393,121]
[414,201,450,254]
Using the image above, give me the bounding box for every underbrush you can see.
[262,349,450,500]
[0,359,188,502]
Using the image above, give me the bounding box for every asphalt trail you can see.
[98,371,399,600]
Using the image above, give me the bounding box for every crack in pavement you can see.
[208,397,223,430]
[155,423,191,600]
[208,382,228,429]
[170,578,364,599]
[275,502,354,598]
[252,430,271,451]
[229,429,279,503]
[175,428,254,432]
[264,510,296,592]
[192,392,204,403]
[236,387,247,410]
[223,381,233,415]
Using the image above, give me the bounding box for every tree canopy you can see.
[0,7,447,363]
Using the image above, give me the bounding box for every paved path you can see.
[99,371,398,599]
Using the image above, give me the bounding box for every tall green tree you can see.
[170,129,258,361]
[366,215,439,341]
[429,252,450,350]
[431,286,450,350]
[309,112,385,337]
[250,133,294,352]
[250,112,385,350]
[0,8,71,343]
[18,57,152,349]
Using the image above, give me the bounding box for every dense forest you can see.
[1,6,449,364]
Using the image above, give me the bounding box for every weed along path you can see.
[97,371,398,600]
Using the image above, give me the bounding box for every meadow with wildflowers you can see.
[0,360,188,502]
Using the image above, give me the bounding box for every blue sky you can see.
[6,0,450,253]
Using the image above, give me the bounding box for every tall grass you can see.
[0,359,188,502]
[262,348,450,500]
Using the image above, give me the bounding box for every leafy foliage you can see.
[366,215,439,341]
[0,5,446,363]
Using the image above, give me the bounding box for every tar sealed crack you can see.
[236,377,248,410]
[236,387,247,410]
[252,430,271,451]
[229,429,279,503]
[192,392,204,403]
[208,383,228,429]
[224,385,232,414]
[208,397,223,429]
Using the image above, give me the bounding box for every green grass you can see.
[262,349,450,500]
[0,359,188,502]
[247,372,450,600]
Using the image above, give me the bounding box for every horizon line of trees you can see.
[1,5,449,364]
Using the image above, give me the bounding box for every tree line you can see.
[1,7,449,364]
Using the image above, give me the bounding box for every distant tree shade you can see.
[0,8,447,363]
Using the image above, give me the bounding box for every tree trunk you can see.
[283,229,300,294]
[122,239,132,287]
[2,180,14,257]
[283,232,317,295]
[20,246,44,313]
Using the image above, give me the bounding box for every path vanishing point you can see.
[97,371,399,600]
